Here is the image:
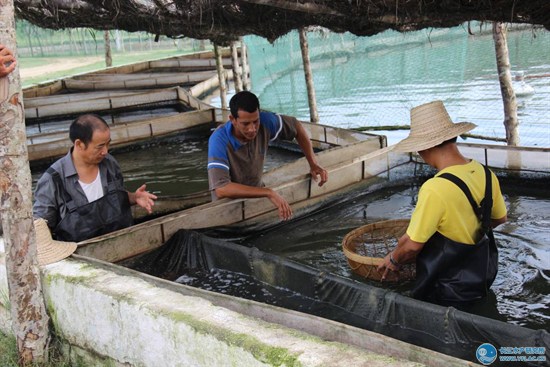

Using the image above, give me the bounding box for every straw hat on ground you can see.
[34,218,77,265]
[394,100,477,153]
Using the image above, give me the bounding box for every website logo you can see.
[477,343,498,365]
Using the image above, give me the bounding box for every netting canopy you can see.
[14,0,550,44]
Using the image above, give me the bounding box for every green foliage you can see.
[0,331,89,367]
[0,332,21,367]
[0,288,10,312]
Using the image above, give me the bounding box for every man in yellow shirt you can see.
[378,101,507,305]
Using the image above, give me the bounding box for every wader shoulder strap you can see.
[46,167,77,212]
[438,165,492,233]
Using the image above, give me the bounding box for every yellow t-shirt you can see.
[407,160,507,244]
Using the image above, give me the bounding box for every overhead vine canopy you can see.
[14,0,550,44]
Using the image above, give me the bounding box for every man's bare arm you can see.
[215,182,292,220]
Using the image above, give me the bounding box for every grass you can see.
[0,331,19,366]
[0,331,87,367]
[19,48,203,87]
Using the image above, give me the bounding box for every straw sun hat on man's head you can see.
[393,100,476,153]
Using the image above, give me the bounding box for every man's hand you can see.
[377,252,401,281]
[267,189,293,221]
[0,45,16,78]
[215,182,293,221]
[130,184,157,214]
[376,233,424,281]
[309,163,328,187]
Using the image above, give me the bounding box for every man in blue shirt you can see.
[208,91,328,220]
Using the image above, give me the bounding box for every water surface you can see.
[238,25,550,147]
[236,183,550,330]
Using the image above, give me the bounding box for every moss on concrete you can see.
[43,272,91,288]
[163,309,302,366]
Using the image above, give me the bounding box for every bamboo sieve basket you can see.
[342,219,415,282]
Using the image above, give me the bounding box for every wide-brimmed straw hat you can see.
[394,100,477,153]
[34,218,77,265]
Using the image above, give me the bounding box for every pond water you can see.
[230,182,550,331]
[190,182,550,329]
[30,135,302,197]
[29,133,548,331]
[214,25,550,147]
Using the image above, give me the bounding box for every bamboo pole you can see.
[299,28,319,123]
[214,44,228,109]
[0,2,50,364]
[230,41,243,93]
[493,22,519,146]
[104,30,112,67]
[240,37,251,91]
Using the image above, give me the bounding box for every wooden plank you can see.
[23,81,63,98]
[76,224,164,263]
[243,179,310,219]
[301,122,384,146]
[161,200,243,241]
[25,90,145,108]
[27,110,214,161]
[189,77,219,97]
[76,139,396,262]
[110,89,178,109]
[34,99,112,118]
[459,143,550,172]
[262,139,379,189]
[311,161,363,198]
[69,71,216,83]
[21,50,231,98]
[302,123,327,143]
[150,110,213,136]
[28,140,70,161]
[323,125,383,146]
[149,58,231,69]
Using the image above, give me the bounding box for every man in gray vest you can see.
[33,114,157,242]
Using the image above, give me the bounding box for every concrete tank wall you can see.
[1,240,438,367]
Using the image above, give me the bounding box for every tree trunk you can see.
[32,26,45,57]
[104,30,112,67]
[230,41,243,93]
[299,27,319,123]
[0,2,50,365]
[68,29,76,55]
[115,30,124,52]
[214,44,228,109]
[240,37,251,91]
[24,26,34,57]
[493,22,519,146]
[80,29,89,55]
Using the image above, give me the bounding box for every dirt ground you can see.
[19,56,103,79]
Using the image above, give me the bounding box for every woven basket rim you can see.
[342,219,409,265]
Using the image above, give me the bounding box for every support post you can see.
[230,41,243,93]
[240,37,251,91]
[104,30,112,67]
[0,1,50,364]
[493,22,519,146]
[214,44,228,109]
[299,28,319,123]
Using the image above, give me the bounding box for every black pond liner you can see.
[120,229,550,367]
